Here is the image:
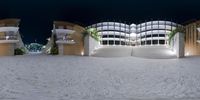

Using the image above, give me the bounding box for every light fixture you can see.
[6,36,9,40]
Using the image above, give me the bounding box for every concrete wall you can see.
[84,35,100,56]
[171,32,185,58]
[185,21,200,56]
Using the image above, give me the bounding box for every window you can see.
[109,40,114,45]
[159,40,165,44]
[141,41,145,45]
[121,41,125,45]
[102,41,108,45]
[159,34,165,37]
[115,41,120,45]
[147,40,151,45]
[153,40,158,44]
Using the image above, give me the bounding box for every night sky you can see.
[1,0,200,44]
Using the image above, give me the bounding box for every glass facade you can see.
[88,21,181,46]
[135,21,181,46]
[88,22,136,45]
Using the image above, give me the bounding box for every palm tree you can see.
[168,26,185,45]
[82,28,100,42]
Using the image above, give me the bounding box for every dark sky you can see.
[1,0,200,44]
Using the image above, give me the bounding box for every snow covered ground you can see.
[0,55,200,100]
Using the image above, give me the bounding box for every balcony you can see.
[0,35,17,40]
[0,35,19,43]
[54,29,76,44]
[56,40,76,44]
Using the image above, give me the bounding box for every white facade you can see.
[87,22,135,45]
[88,21,182,46]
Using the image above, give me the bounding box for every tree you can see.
[168,26,185,45]
[82,28,100,42]
[50,34,58,55]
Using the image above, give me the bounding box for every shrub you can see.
[50,34,59,55]
[82,28,100,41]
[50,47,58,55]
[168,27,185,45]
[14,48,25,55]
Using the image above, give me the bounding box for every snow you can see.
[0,55,200,100]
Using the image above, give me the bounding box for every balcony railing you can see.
[0,35,18,40]
[56,36,76,44]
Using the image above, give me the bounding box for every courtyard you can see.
[0,55,200,100]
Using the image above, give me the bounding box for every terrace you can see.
[0,26,19,43]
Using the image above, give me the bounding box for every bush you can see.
[14,48,25,55]
[50,47,58,55]
[50,34,59,55]
[82,28,100,42]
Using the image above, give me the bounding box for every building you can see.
[87,22,133,45]
[88,21,181,46]
[0,19,24,56]
[185,20,200,56]
[51,21,84,55]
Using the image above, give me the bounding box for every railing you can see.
[0,35,18,40]
[56,36,76,44]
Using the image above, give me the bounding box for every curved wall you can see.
[134,21,181,45]
[0,19,23,56]
[185,20,200,56]
[53,21,85,55]
[88,21,181,46]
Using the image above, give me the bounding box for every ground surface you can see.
[0,55,200,100]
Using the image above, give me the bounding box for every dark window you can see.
[115,35,120,38]
[159,40,165,44]
[114,35,125,38]
[152,34,159,37]
[102,35,108,38]
[159,34,165,37]
[121,41,125,45]
[153,40,158,44]
[147,40,151,45]
[115,41,120,45]
[109,40,114,45]
[102,41,107,45]
[108,35,114,38]
[141,41,145,45]
[146,35,151,38]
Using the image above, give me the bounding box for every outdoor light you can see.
[81,51,84,56]
[185,52,190,56]
[5,36,9,40]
